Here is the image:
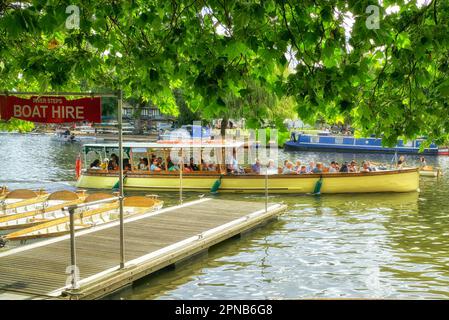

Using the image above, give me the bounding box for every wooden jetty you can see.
[0,198,286,300]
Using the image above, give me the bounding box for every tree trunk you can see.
[220,117,228,137]
[132,100,146,135]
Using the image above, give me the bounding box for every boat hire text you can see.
[0,95,102,123]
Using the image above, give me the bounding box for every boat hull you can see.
[76,169,420,194]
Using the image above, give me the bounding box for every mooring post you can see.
[118,89,125,269]
[69,207,77,290]
[179,149,184,205]
[265,165,268,212]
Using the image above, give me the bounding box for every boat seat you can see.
[47,190,80,201]
[5,189,39,199]
[124,196,159,208]
[84,193,117,203]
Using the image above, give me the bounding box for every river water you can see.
[1,133,449,299]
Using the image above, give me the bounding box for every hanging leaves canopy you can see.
[0,0,448,144]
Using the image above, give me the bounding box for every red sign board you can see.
[0,95,102,123]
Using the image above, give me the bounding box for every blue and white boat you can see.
[284,133,439,155]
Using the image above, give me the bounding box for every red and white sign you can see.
[0,95,102,123]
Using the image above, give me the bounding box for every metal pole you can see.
[265,165,268,212]
[69,207,78,289]
[118,90,125,269]
[3,91,118,97]
[179,149,183,204]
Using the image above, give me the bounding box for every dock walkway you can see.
[0,198,286,300]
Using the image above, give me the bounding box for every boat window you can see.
[335,137,344,144]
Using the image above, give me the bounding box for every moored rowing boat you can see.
[0,186,8,199]
[419,166,442,177]
[0,189,48,213]
[0,190,88,230]
[2,195,163,242]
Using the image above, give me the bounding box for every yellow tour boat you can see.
[76,142,420,194]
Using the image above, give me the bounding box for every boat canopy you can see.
[83,141,245,154]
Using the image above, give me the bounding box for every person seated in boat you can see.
[111,153,119,164]
[367,161,377,171]
[251,159,261,174]
[306,161,315,173]
[348,160,358,173]
[101,158,109,170]
[360,161,372,172]
[156,157,166,170]
[339,162,349,173]
[329,161,338,173]
[312,162,323,174]
[123,158,131,170]
[334,162,341,171]
[397,156,406,168]
[90,159,101,170]
[108,158,118,171]
[293,160,301,172]
[282,161,296,174]
[265,159,278,174]
[226,155,242,174]
[187,157,199,171]
[419,156,427,167]
[150,159,162,172]
[166,156,174,169]
[138,157,148,170]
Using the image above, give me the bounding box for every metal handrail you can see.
[66,196,120,211]
[65,195,120,290]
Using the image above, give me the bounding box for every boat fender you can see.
[112,174,128,191]
[313,175,323,195]
[210,175,223,194]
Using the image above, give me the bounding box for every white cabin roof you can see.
[83,141,245,149]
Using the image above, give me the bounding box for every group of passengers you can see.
[90,154,120,171]
[90,154,419,174]
[250,159,378,175]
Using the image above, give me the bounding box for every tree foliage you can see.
[0,1,448,144]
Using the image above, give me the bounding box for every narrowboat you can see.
[285,133,439,155]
